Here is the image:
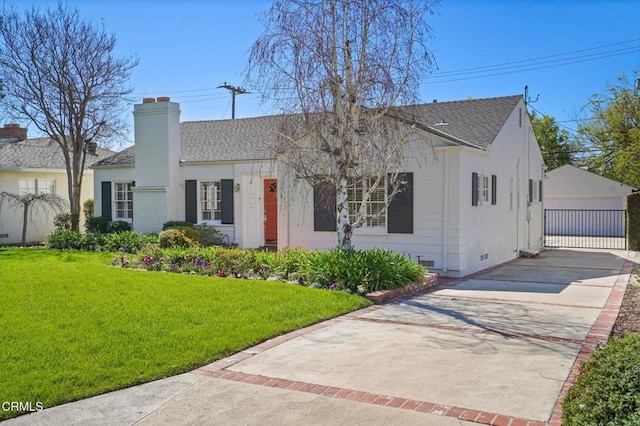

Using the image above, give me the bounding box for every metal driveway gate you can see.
[544,209,627,249]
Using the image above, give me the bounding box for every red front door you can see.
[264,179,278,245]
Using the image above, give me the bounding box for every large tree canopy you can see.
[0,3,138,230]
[246,0,438,248]
[577,73,640,187]
[530,112,577,170]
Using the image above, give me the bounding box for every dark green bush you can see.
[628,192,640,251]
[107,220,132,234]
[85,216,109,234]
[103,232,157,252]
[53,213,73,231]
[563,333,640,425]
[47,230,155,253]
[162,221,195,230]
[195,223,224,246]
[158,229,198,248]
[47,230,83,249]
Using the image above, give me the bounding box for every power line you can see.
[423,38,640,78]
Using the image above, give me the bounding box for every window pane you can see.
[200,181,221,221]
[113,182,133,220]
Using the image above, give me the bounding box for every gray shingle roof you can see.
[392,95,522,149]
[91,145,135,167]
[94,95,523,167]
[0,137,115,169]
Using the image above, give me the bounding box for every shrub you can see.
[53,213,73,231]
[628,192,640,251]
[195,223,224,246]
[85,216,109,234]
[158,229,198,248]
[563,333,640,425]
[47,230,83,249]
[214,248,256,276]
[83,198,94,220]
[103,232,156,253]
[107,220,132,234]
[162,221,195,230]
[303,248,425,294]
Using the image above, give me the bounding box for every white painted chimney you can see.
[132,97,182,233]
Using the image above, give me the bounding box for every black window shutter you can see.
[185,180,197,224]
[101,181,112,220]
[528,179,533,203]
[221,179,234,224]
[388,173,413,234]
[313,181,336,231]
[538,180,543,202]
[491,175,497,205]
[471,172,478,206]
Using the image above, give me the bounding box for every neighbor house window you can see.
[114,182,133,221]
[347,177,386,228]
[18,178,56,195]
[200,181,222,222]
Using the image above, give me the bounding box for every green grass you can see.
[0,248,371,420]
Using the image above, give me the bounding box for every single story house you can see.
[0,124,113,244]
[92,95,544,277]
[544,164,637,238]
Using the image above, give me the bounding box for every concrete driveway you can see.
[6,248,636,426]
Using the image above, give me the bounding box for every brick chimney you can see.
[0,124,27,141]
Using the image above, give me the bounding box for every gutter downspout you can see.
[516,158,520,254]
[442,150,449,272]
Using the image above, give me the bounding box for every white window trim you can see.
[477,173,491,206]
[113,182,134,223]
[199,180,222,224]
[348,176,387,230]
[18,178,56,195]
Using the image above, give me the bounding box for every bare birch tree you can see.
[0,3,138,231]
[246,0,438,248]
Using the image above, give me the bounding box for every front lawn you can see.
[0,248,371,420]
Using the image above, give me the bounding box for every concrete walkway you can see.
[5,248,636,426]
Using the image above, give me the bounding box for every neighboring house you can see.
[0,124,114,244]
[93,95,544,277]
[543,164,637,238]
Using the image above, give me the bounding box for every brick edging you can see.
[547,251,637,425]
[364,273,439,304]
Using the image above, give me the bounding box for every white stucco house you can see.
[92,95,544,277]
[0,124,114,244]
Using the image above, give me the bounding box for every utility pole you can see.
[217,82,250,119]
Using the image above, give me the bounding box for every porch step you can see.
[519,248,541,258]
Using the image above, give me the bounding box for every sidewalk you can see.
[5,248,636,425]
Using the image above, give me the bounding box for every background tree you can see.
[530,112,578,170]
[246,0,438,248]
[0,3,138,231]
[577,73,640,187]
[0,192,68,245]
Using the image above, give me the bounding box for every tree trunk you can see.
[21,203,29,245]
[336,176,352,249]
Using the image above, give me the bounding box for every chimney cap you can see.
[142,97,156,104]
[157,96,171,102]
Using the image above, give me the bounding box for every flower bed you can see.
[122,245,427,296]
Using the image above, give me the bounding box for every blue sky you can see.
[17,1,640,144]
